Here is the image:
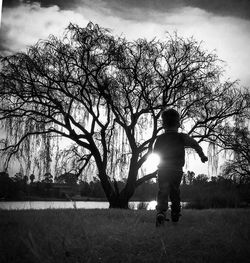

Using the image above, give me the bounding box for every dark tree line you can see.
[0,22,249,208]
[1,170,249,209]
[0,171,105,200]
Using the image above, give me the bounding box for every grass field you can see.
[0,208,250,263]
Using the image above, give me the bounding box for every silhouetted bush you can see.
[185,184,241,209]
[137,202,149,210]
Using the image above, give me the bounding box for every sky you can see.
[1,0,250,86]
[0,0,250,175]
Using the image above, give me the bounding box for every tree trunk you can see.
[98,172,131,209]
[98,161,157,209]
[108,193,130,209]
[108,180,136,209]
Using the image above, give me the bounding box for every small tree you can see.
[42,173,53,183]
[29,173,35,183]
[13,172,23,182]
[186,171,195,185]
[55,172,78,185]
[193,174,209,185]
[222,124,250,183]
[0,22,248,208]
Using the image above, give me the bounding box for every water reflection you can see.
[0,200,187,210]
[0,201,109,210]
[147,200,157,210]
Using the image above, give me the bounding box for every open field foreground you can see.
[0,209,250,263]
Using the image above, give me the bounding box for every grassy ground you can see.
[0,209,250,263]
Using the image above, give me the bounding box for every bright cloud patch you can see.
[1,1,249,84]
[75,3,250,86]
[0,3,88,55]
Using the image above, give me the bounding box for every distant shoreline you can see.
[0,197,105,202]
[0,196,153,202]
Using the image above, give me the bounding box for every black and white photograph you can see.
[0,1,249,262]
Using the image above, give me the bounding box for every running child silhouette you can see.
[154,109,208,226]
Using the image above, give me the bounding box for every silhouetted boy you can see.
[154,109,208,226]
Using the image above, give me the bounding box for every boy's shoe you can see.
[156,212,169,227]
[171,212,181,222]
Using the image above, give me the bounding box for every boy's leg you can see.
[169,171,183,222]
[156,169,170,226]
[156,169,170,213]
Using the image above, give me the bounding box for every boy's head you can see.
[161,109,180,129]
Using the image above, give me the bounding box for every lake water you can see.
[0,200,156,210]
[0,200,187,210]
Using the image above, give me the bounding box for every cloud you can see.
[0,25,11,55]
[73,3,250,85]
[79,0,250,21]
[1,1,250,86]
[2,0,22,8]
[0,2,88,55]
[186,0,250,20]
[175,11,250,86]
[4,0,250,20]
[2,0,80,9]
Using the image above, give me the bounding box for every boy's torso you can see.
[155,132,185,170]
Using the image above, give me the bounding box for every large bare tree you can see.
[0,22,248,208]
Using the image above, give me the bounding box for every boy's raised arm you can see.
[181,134,208,163]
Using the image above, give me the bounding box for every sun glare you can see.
[147,200,157,210]
[144,153,161,173]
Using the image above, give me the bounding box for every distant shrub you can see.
[137,202,148,210]
[186,187,241,209]
[128,202,148,210]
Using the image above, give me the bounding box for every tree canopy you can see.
[0,22,249,207]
